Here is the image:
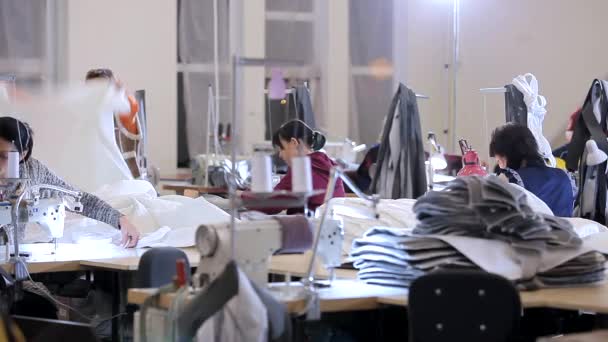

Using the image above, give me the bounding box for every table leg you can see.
[111,272,122,342]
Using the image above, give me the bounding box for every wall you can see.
[406,0,608,163]
[64,0,177,174]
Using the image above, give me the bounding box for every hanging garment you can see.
[265,85,316,140]
[511,73,556,167]
[294,85,316,129]
[567,79,608,224]
[194,267,268,342]
[175,261,267,342]
[370,83,426,199]
[504,84,527,126]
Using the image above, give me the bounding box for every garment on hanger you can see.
[567,79,608,224]
[511,73,556,167]
[176,261,258,342]
[504,84,527,126]
[370,83,426,199]
[294,85,316,129]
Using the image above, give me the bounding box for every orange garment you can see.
[117,94,139,135]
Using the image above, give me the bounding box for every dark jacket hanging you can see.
[294,84,316,129]
[566,79,608,224]
[370,83,427,199]
[504,84,528,126]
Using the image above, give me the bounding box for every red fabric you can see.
[566,108,581,132]
[242,151,345,214]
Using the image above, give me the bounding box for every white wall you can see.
[406,0,608,162]
[65,0,177,174]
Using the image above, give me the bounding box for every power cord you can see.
[22,266,127,327]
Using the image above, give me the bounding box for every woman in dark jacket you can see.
[490,123,574,216]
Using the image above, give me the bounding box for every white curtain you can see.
[349,0,394,146]
[178,0,231,159]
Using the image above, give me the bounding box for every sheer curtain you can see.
[178,0,231,162]
[0,1,48,89]
[349,0,394,146]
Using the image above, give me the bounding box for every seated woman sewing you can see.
[490,123,574,217]
[0,117,140,247]
[242,120,345,214]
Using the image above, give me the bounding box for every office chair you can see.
[134,247,191,288]
[408,270,521,342]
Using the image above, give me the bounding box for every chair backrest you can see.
[408,270,521,342]
[134,247,191,288]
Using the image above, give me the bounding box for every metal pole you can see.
[229,56,238,259]
[205,85,213,187]
[213,0,221,141]
[450,0,461,153]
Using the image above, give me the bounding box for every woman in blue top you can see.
[490,123,574,217]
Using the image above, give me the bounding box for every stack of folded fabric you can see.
[350,176,606,289]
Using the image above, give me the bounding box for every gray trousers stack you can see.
[350,176,606,289]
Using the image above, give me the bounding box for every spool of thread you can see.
[251,154,273,193]
[291,156,312,193]
[7,151,19,178]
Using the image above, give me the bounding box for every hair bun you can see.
[311,130,326,151]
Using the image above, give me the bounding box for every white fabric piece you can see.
[0,83,133,192]
[567,217,608,238]
[319,197,418,258]
[24,180,232,248]
[512,73,556,167]
[430,234,595,280]
[196,268,268,342]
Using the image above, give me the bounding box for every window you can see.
[0,1,55,90]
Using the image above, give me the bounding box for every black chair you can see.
[134,247,191,288]
[408,270,521,342]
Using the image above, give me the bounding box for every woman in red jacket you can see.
[243,120,345,214]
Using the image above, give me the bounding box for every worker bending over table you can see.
[241,119,345,214]
[0,116,140,247]
[490,123,574,217]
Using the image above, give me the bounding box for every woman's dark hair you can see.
[0,117,33,162]
[272,120,326,151]
[489,123,543,169]
[85,68,114,81]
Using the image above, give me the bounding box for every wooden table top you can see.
[127,279,405,314]
[0,243,352,280]
[161,184,228,194]
[128,277,608,316]
[537,330,608,342]
[0,243,200,273]
[377,280,608,314]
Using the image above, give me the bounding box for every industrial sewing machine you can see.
[0,182,83,260]
[194,216,344,288]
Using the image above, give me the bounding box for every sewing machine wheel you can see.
[196,225,219,257]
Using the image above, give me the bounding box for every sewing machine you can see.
[194,217,344,287]
[0,184,83,257]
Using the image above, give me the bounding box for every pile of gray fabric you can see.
[350,176,606,290]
